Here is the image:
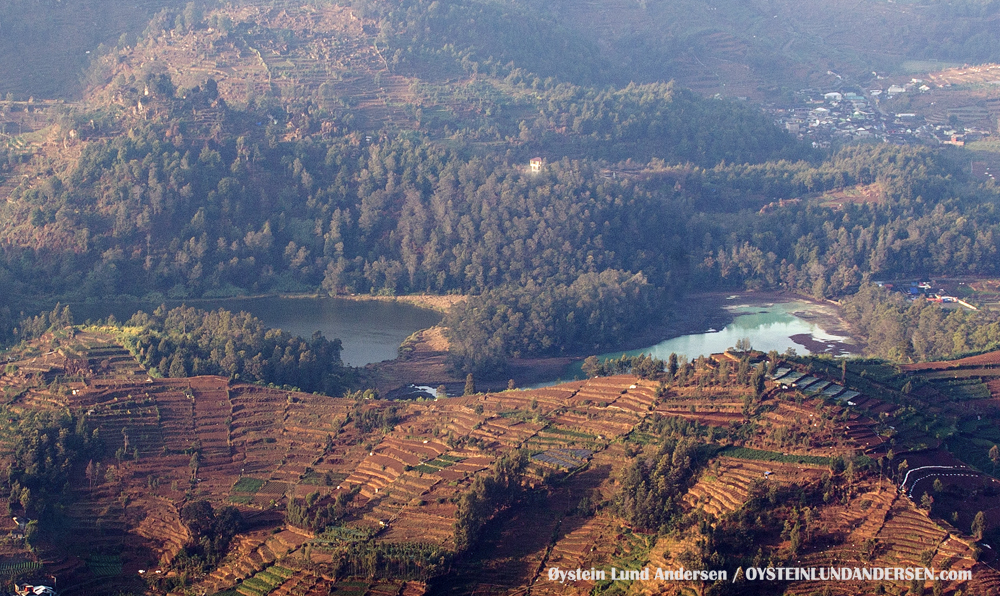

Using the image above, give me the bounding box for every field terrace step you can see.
[151,387,198,452]
[475,419,545,447]
[844,424,886,451]
[875,504,948,564]
[284,393,352,431]
[543,516,618,572]
[377,436,449,462]
[850,490,897,537]
[440,409,486,438]
[684,477,746,515]
[251,480,290,507]
[571,388,627,406]
[496,385,581,410]
[86,402,165,455]
[549,409,637,438]
[966,566,1000,595]
[303,578,337,596]
[606,396,650,414]
[344,452,408,498]
[399,582,427,596]
[191,380,234,468]
[687,458,828,515]
[132,501,191,565]
[269,446,319,483]
[379,506,458,549]
[200,533,268,593]
[391,472,442,496]
[270,572,326,596]
[933,535,977,571]
[365,580,406,596]
[196,531,293,594]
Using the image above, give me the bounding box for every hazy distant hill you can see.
[0,0,186,99]
[530,0,1000,97]
[4,0,1000,100]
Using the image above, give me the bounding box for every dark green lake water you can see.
[68,296,442,367]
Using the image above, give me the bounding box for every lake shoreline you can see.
[503,290,863,386]
[61,291,461,316]
[58,289,863,394]
[570,290,862,359]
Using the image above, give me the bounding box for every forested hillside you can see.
[0,0,189,98]
[4,3,1000,596]
[1,0,1000,376]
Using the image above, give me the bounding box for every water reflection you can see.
[553,301,853,384]
[69,296,442,367]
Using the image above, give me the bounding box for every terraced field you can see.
[685,457,827,516]
[2,331,997,595]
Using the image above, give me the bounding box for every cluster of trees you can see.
[285,490,351,533]
[581,353,666,379]
[445,270,660,376]
[613,436,708,532]
[517,82,806,165]
[329,541,452,581]
[350,402,400,434]
[176,499,246,572]
[841,284,1000,362]
[696,145,1000,298]
[453,450,528,551]
[16,304,74,342]
[3,412,95,523]
[356,0,614,87]
[120,305,355,395]
[6,128,998,376]
[912,0,1000,63]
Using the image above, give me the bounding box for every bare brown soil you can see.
[339,294,466,313]
[1,330,996,596]
[901,350,1000,371]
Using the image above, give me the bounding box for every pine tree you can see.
[972,511,986,540]
[464,373,476,396]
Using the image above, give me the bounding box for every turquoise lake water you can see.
[554,300,852,383]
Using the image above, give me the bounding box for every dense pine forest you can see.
[1,0,1000,377]
[3,3,1000,596]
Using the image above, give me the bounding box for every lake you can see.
[68,296,443,367]
[554,300,856,382]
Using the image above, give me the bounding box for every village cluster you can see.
[768,81,992,149]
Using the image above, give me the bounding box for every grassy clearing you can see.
[543,426,597,440]
[901,60,962,73]
[0,561,42,577]
[719,446,830,466]
[232,477,267,493]
[86,554,123,576]
[966,140,1000,153]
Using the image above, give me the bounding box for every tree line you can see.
[841,283,1000,363]
[119,305,356,395]
[453,450,528,551]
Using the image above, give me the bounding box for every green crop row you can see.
[720,446,831,466]
[232,477,266,493]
